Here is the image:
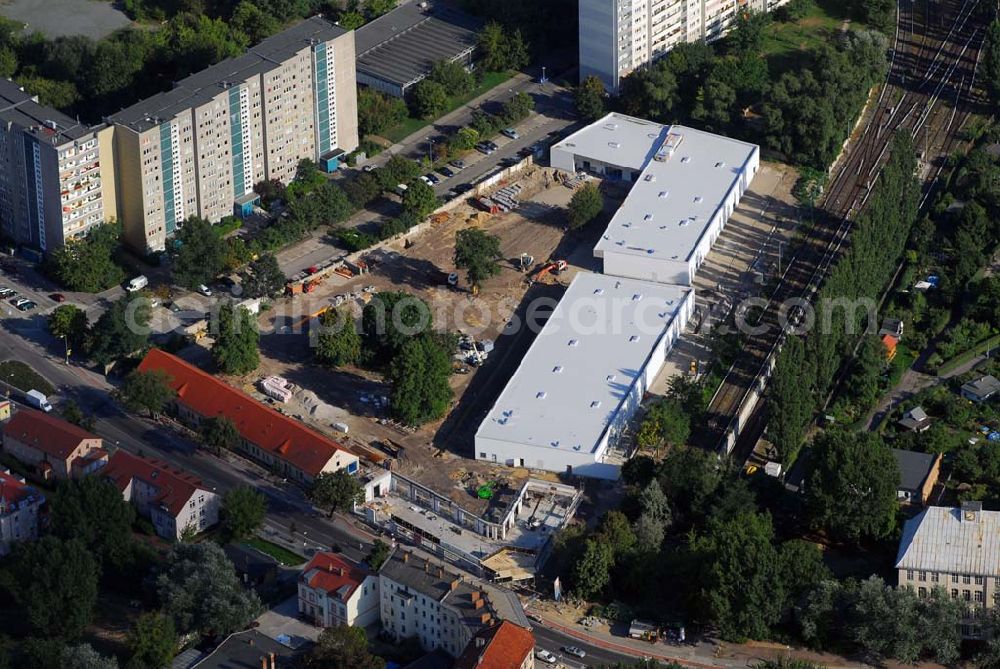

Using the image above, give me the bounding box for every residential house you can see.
[225,543,279,591]
[454,620,535,669]
[138,349,359,484]
[898,406,932,433]
[896,502,1000,638]
[102,450,219,541]
[0,468,44,555]
[961,375,1000,403]
[192,630,299,669]
[882,334,899,362]
[880,317,904,339]
[891,448,942,506]
[379,549,502,658]
[298,551,379,628]
[1,408,107,480]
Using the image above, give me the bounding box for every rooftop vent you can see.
[568,339,579,347]
[644,174,655,182]
[659,190,669,198]
[593,288,605,295]
[604,122,620,130]
[632,293,643,301]
[715,161,725,168]
[590,401,601,408]
[608,141,621,149]
[629,335,641,342]
[681,156,691,164]
[644,213,653,221]
[679,220,690,227]
[536,391,547,399]
[552,365,563,373]
[606,374,616,382]
[694,196,703,203]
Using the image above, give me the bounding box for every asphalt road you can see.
[533,623,636,668]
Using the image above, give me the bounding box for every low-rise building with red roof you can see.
[298,551,379,628]
[0,468,44,556]
[138,349,359,483]
[102,450,220,541]
[1,407,107,480]
[455,620,535,669]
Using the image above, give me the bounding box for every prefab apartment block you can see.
[551,113,759,286]
[475,272,693,480]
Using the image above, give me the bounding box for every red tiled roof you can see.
[0,470,39,511]
[2,408,100,461]
[455,620,535,669]
[102,450,202,517]
[138,349,354,477]
[301,552,368,600]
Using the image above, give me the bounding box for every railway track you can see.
[698,0,985,457]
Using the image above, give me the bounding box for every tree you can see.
[117,368,176,417]
[361,291,432,364]
[200,415,239,454]
[847,335,886,410]
[454,228,502,293]
[502,91,534,124]
[48,304,89,353]
[316,307,362,367]
[212,302,259,375]
[221,486,266,541]
[410,78,448,119]
[596,511,636,559]
[61,398,96,432]
[450,126,480,152]
[363,0,396,19]
[309,470,364,516]
[767,334,814,463]
[984,20,1000,106]
[7,536,98,639]
[387,334,454,425]
[171,216,226,289]
[303,625,385,669]
[478,22,509,71]
[727,9,770,55]
[575,75,607,121]
[357,87,408,136]
[691,511,784,642]
[156,542,261,636]
[336,10,366,30]
[88,297,150,366]
[239,254,285,298]
[0,46,16,79]
[366,539,391,570]
[805,430,899,544]
[656,446,722,525]
[49,477,136,575]
[126,612,176,669]
[377,155,422,191]
[567,183,603,228]
[429,59,473,95]
[44,221,125,292]
[61,644,119,669]
[572,538,614,600]
[230,1,281,43]
[402,179,439,218]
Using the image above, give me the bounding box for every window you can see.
[918,571,927,582]
[918,587,927,598]
[964,575,971,585]
[931,572,940,583]
[951,589,958,599]
[975,576,984,585]
[964,590,971,601]
[975,591,983,603]
[907,570,914,580]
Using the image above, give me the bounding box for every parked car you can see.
[502,127,520,139]
[562,646,586,659]
[362,164,375,172]
[197,284,213,297]
[49,293,66,302]
[475,141,495,155]
[16,300,36,312]
[0,288,15,298]
[453,183,473,194]
[419,175,433,186]
[486,140,499,151]
[535,650,557,664]
[424,173,441,185]
[438,166,456,178]
[8,296,24,306]
[449,159,466,170]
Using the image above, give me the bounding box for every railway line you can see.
[698,0,986,457]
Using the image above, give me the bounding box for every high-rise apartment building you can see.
[108,16,358,252]
[0,79,117,250]
[580,0,789,93]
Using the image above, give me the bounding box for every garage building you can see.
[475,272,694,480]
[551,113,759,285]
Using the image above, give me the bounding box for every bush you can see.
[334,229,379,252]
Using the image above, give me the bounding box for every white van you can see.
[126,275,148,292]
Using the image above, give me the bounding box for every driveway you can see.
[255,595,320,648]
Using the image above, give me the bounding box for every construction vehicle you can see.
[518,253,534,272]
[527,259,567,285]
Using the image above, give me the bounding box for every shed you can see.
[961,375,1000,403]
[890,448,941,505]
[898,406,931,433]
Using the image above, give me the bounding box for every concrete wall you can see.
[578,0,620,92]
[330,30,360,154]
[600,251,691,285]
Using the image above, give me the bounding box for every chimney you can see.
[474,598,484,610]
[962,501,983,523]
[450,578,460,591]
[260,656,266,669]
[269,652,276,669]
[402,551,410,563]
[480,612,491,624]
[249,637,255,647]
[437,566,444,578]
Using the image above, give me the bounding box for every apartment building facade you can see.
[109,16,358,252]
[580,0,790,92]
[0,79,117,250]
[896,502,1000,638]
[298,552,380,628]
[1,408,108,481]
[0,469,43,556]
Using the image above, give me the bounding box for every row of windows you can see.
[907,569,997,587]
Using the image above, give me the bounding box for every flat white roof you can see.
[476,272,692,455]
[553,113,759,266]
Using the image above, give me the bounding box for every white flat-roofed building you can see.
[475,272,694,480]
[551,113,759,286]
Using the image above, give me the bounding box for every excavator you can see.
[527,259,567,285]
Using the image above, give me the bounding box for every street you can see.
[533,623,635,668]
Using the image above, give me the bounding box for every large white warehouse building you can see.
[475,272,694,480]
[551,113,759,286]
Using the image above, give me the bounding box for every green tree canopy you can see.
[361,291,432,364]
[212,302,260,375]
[572,538,614,600]
[402,179,439,218]
[410,78,448,119]
[767,334,815,464]
[171,216,226,289]
[454,227,502,292]
[358,87,408,136]
[126,611,177,669]
[984,20,1000,107]
[239,254,285,298]
[48,304,89,352]
[88,297,151,366]
[567,182,604,228]
[315,307,362,367]
[49,477,137,575]
[6,536,98,640]
[200,415,240,454]
[575,75,607,121]
[387,334,454,425]
[44,222,125,292]
[309,470,364,517]
[221,486,267,541]
[366,539,391,571]
[805,430,899,544]
[61,644,119,669]
[303,625,385,669]
[156,542,261,636]
[117,368,176,417]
